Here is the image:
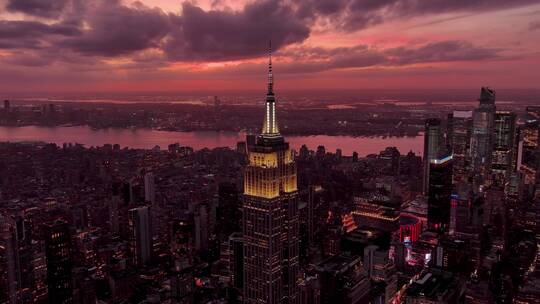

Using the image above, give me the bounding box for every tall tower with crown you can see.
[242,42,300,304]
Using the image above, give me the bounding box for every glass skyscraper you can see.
[470,87,496,192]
[423,118,444,195]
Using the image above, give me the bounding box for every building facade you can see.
[243,45,300,304]
[428,155,453,233]
[423,118,444,195]
[492,111,517,189]
[447,110,472,186]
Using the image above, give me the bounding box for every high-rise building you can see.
[109,195,121,234]
[122,181,134,205]
[171,213,195,263]
[144,172,156,205]
[518,107,540,191]
[217,182,241,240]
[491,111,517,189]
[30,240,48,302]
[423,118,444,195]
[229,232,244,291]
[43,220,73,304]
[3,100,9,111]
[0,215,17,304]
[505,172,523,209]
[447,110,472,186]
[128,206,152,266]
[243,44,300,304]
[428,155,453,233]
[12,212,34,303]
[194,203,210,252]
[0,213,35,303]
[470,87,496,191]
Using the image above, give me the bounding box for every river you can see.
[0,126,424,156]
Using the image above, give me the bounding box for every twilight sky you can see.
[1,0,540,94]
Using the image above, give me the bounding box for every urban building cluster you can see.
[1,56,540,304]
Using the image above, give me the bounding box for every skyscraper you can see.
[243,44,300,304]
[447,110,472,186]
[194,203,210,252]
[492,111,517,189]
[229,232,244,291]
[423,118,444,195]
[128,206,153,266]
[471,87,496,191]
[144,172,156,205]
[519,106,540,188]
[43,220,73,304]
[428,155,453,233]
[0,215,17,304]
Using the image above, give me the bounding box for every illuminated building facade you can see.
[352,195,400,233]
[519,106,540,189]
[243,44,300,304]
[399,214,422,243]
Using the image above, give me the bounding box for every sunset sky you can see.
[1,0,540,93]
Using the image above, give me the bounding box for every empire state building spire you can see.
[262,41,280,136]
[268,41,273,95]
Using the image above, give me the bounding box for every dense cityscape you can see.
[1,0,540,303]
[1,50,540,303]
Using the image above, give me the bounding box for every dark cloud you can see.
[389,0,540,16]
[58,1,170,56]
[386,41,502,64]
[163,0,310,61]
[298,0,540,31]
[0,0,534,67]
[0,20,81,49]
[5,0,69,18]
[275,40,503,73]
[296,0,349,19]
[0,21,81,39]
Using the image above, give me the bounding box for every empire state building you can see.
[243,44,300,304]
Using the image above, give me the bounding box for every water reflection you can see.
[0,126,424,156]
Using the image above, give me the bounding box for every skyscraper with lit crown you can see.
[243,43,300,304]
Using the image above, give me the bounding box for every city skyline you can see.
[1,0,540,93]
